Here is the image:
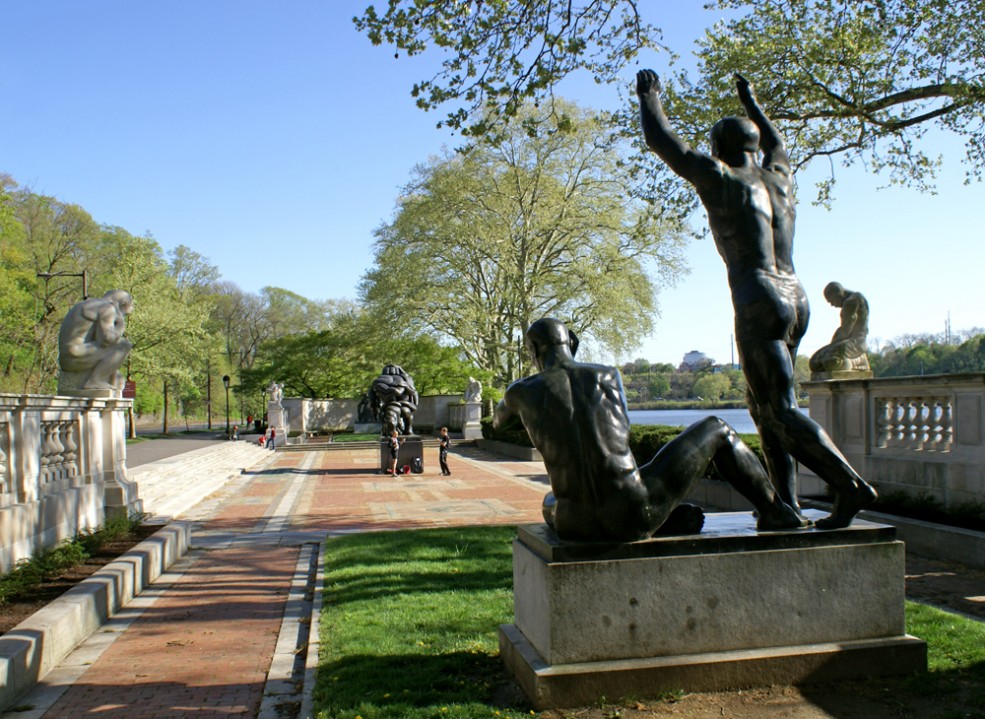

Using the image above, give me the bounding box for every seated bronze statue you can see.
[493,318,812,543]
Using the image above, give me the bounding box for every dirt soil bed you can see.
[0,523,160,635]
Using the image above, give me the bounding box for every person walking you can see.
[266,426,276,450]
[438,426,452,476]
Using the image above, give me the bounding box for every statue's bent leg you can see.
[741,340,876,529]
[640,417,805,531]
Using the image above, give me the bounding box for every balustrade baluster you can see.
[877,399,894,448]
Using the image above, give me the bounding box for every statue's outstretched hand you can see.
[636,69,662,97]
[734,72,755,103]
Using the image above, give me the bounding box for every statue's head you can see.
[823,282,847,307]
[101,290,134,315]
[524,318,579,371]
[709,117,760,159]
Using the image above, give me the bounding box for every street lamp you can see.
[222,375,230,439]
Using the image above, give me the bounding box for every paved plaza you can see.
[4,443,549,719]
[4,441,985,718]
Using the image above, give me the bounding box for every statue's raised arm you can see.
[734,73,789,171]
[636,69,719,186]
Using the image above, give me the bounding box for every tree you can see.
[98,230,219,434]
[356,1,985,204]
[11,189,100,392]
[692,372,731,401]
[241,308,486,401]
[666,0,985,204]
[354,1,663,138]
[360,101,686,386]
[0,176,34,390]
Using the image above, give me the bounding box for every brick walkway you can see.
[11,444,548,719]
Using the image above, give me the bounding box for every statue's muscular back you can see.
[698,160,807,346]
[506,361,640,507]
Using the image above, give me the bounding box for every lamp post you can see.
[222,375,230,439]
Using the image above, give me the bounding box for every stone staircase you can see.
[129,441,276,521]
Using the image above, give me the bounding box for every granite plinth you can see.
[500,510,926,708]
[378,436,424,472]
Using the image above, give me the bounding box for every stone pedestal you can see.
[462,401,483,440]
[379,436,424,473]
[500,510,926,709]
[267,403,286,447]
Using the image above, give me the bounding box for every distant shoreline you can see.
[626,399,808,411]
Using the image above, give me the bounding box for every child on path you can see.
[438,427,452,476]
[387,430,401,475]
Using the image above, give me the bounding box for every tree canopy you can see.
[669,0,985,203]
[355,0,985,205]
[354,0,664,137]
[360,100,686,386]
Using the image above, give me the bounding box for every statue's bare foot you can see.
[815,482,878,530]
[757,500,812,531]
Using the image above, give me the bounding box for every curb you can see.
[0,522,192,711]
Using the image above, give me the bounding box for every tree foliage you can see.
[668,0,985,203]
[240,308,486,401]
[360,101,686,386]
[356,0,985,205]
[354,0,664,138]
[869,329,985,377]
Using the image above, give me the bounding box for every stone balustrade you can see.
[0,393,140,572]
[801,372,985,508]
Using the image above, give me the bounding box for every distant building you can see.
[680,350,714,372]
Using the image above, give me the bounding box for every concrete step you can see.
[130,442,274,521]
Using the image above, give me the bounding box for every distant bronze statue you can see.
[810,282,871,376]
[636,69,876,528]
[493,318,807,543]
[58,290,134,394]
[356,392,375,424]
[369,364,419,436]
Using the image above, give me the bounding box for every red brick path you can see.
[32,445,548,718]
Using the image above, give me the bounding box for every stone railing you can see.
[0,393,140,572]
[800,372,985,509]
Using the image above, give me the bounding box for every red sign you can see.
[122,380,136,399]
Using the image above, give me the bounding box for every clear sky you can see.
[4,2,982,367]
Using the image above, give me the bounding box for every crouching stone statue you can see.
[57,290,134,395]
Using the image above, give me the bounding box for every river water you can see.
[627,408,806,434]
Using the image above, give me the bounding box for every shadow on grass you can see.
[313,651,529,716]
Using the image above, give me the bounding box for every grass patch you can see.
[0,512,147,605]
[316,527,985,718]
[331,433,380,443]
[315,526,528,718]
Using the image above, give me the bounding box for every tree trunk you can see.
[162,380,169,434]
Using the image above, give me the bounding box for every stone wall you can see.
[0,393,139,572]
[800,372,985,508]
[282,395,461,434]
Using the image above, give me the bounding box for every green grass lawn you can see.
[315,526,985,719]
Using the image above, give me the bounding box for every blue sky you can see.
[3,2,982,366]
